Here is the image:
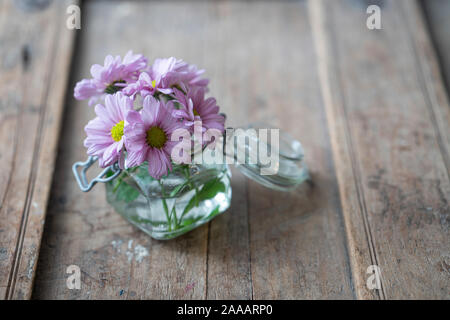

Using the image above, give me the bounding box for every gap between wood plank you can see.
[308,0,385,300]
[5,5,61,300]
[309,0,450,299]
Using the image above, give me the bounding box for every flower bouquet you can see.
[72,51,309,240]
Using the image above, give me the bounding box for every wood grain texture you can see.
[0,0,77,299]
[204,1,354,299]
[33,0,354,299]
[309,0,450,299]
[240,2,354,299]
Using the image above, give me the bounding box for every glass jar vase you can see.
[104,162,231,240]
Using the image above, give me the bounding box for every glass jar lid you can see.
[223,122,309,191]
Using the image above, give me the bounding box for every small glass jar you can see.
[105,163,231,240]
[73,124,309,240]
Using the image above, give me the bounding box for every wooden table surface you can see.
[0,0,448,299]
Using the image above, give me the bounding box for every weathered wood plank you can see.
[238,1,354,299]
[33,1,210,300]
[0,0,77,299]
[309,0,450,299]
[203,1,354,299]
[34,0,354,299]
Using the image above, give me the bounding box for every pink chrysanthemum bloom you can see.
[75,51,147,106]
[124,96,185,179]
[84,93,134,168]
[172,87,225,134]
[123,57,208,98]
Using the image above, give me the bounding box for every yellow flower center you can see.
[151,80,156,88]
[111,120,125,142]
[193,109,200,116]
[146,126,167,148]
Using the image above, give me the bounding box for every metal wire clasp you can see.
[72,156,121,192]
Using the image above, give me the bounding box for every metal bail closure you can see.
[223,122,310,191]
[72,156,121,192]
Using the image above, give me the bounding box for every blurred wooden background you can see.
[0,0,448,299]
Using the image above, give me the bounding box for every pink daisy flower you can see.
[74,51,147,106]
[122,71,171,99]
[172,87,225,134]
[84,93,134,168]
[124,95,185,179]
[123,57,208,98]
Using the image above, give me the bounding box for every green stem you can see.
[112,166,139,193]
[177,166,200,226]
[112,171,125,192]
[184,166,199,206]
[159,180,172,231]
[170,206,178,228]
